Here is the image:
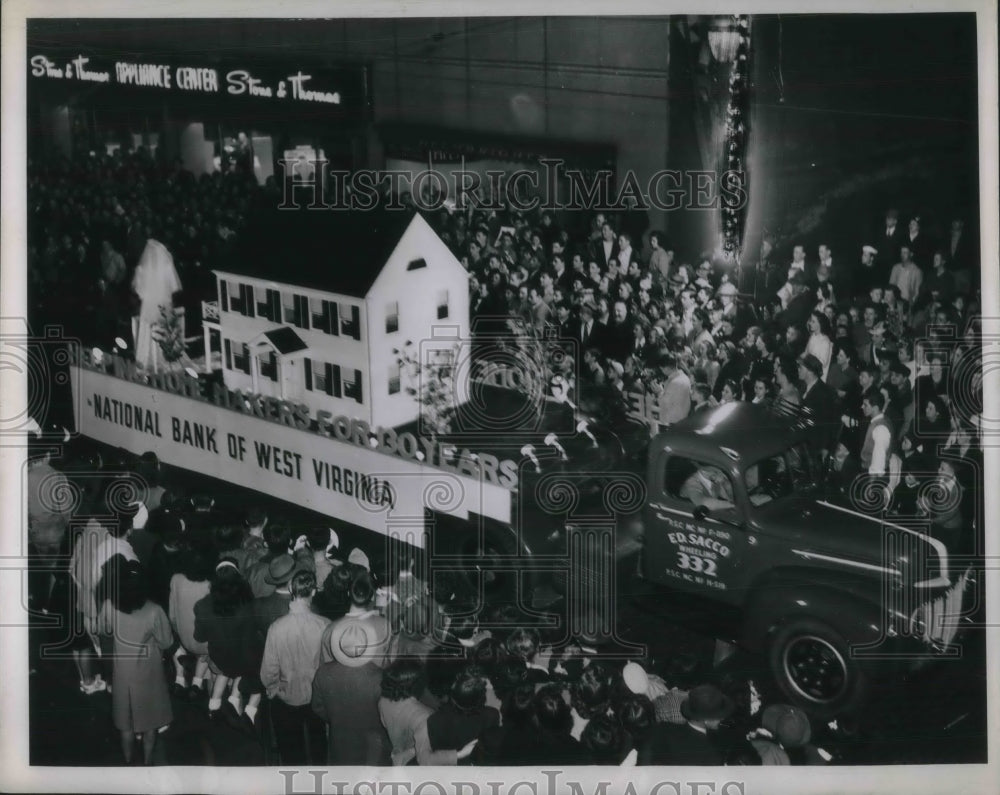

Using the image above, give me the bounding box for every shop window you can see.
[389,364,401,395]
[340,304,361,340]
[386,302,399,334]
[437,290,450,320]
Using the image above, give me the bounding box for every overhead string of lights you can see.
[722,15,751,255]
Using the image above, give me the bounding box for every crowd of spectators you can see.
[27,146,275,345]
[25,148,985,766]
[34,447,852,767]
[426,199,983,554]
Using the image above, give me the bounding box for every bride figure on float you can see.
[131,238,183,371]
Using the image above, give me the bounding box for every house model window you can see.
[259,351,278,381]
[386,301,400,334]
[339,303,361,340]
[310,297,338,335]
[225,339,251,374]
[283,293,309,329]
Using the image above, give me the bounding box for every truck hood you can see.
[751,492,952,586]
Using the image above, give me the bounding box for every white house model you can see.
[202,210,470,430]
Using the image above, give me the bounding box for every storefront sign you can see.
[29,52,365,111]
[70,363,514,545]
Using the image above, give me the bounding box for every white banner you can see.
[70,366,513,547]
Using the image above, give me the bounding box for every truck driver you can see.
[680,464,735,512]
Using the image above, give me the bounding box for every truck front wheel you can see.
[767,616,870,718]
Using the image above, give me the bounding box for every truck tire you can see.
[767,616,870,718]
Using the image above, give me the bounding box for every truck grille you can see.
[910,567,971,648]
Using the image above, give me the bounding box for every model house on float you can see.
[202,209,470,429]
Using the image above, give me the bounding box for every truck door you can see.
[646,452,744,605]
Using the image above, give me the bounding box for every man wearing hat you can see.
[799,353,839,456]
[667,267,689,299]
[715,282,746,339]
[320,568,392,666]
[854,244,884,302]
[260,569,331,765]
[246,523,315,599]
[311,616,392,766]
[246,551,315,707]
[638,684,733,765]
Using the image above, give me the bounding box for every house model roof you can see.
[220,205,420,298]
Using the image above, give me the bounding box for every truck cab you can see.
[642,402,973,716]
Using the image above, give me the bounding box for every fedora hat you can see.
[680,684,735,722]
[263,553,307,586]
[762,704,812,749]
[622,661,650,695]
[328,616,386,667]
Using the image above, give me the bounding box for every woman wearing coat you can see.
[97,554,174,765]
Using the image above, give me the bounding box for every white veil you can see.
[132,239,182,370]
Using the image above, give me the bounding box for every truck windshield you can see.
[744,443,814,506]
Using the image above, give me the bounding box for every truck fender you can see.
[740,566,889,659]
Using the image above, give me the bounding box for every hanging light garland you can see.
[722,15,751,255]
